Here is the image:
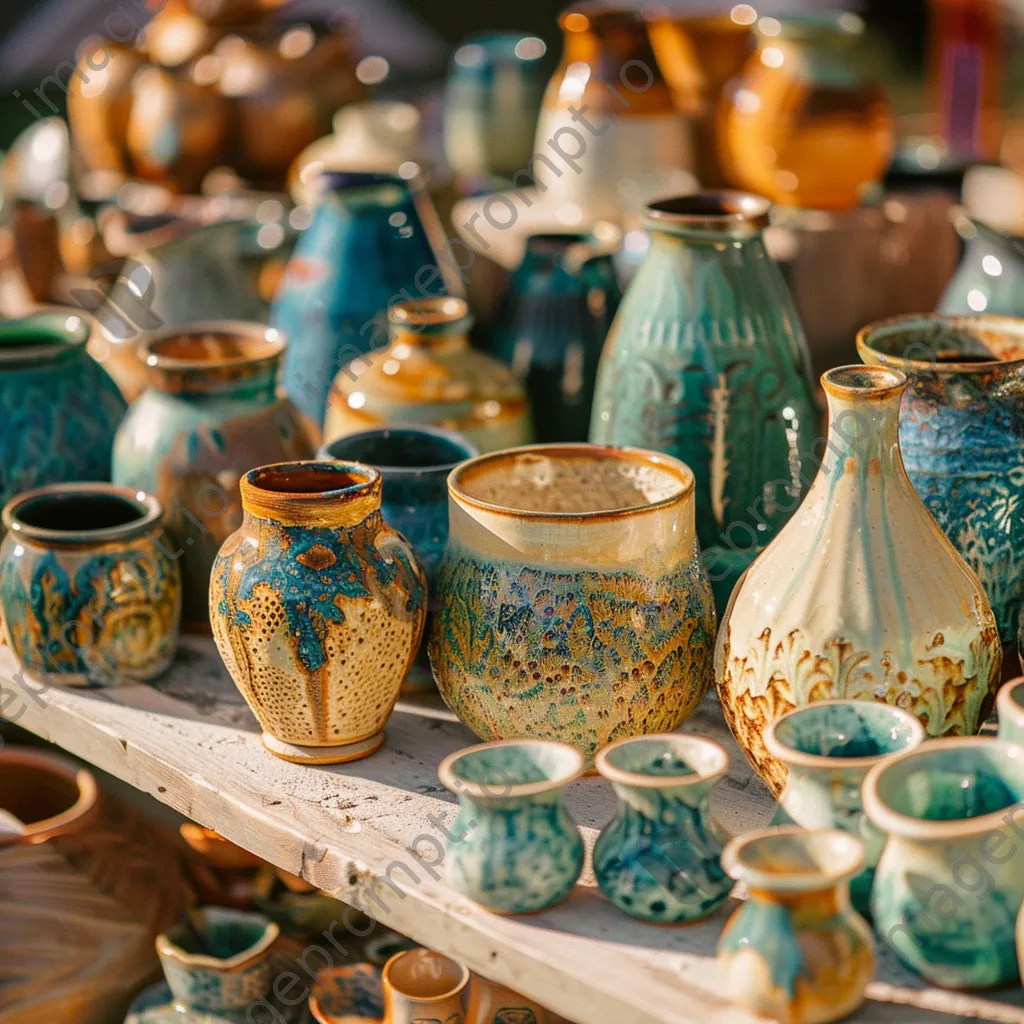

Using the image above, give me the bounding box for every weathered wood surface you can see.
[6,636,1024,1024]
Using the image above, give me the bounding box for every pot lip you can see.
[763,699,927,771]
[821,364,907,400]
[241,460,380,499]
[308,963,382,1023]
[381,949,470,1004]
[721,825,865,891]
[156,907,280,970]
[138,320,285,373]
[438,739,586,800]
[644,190,771,235]
[447,443,695,523]
[388,296,474,338]
[318,426,478,477]
[2,483,164,545]
[997,678,1024,728]
[594,733,728,788]
[862,737,1024,841]
[240,460,382,528]
[0,308,93,365]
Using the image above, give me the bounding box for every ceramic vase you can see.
[466,975,560,1024]
[272,171,451,426]
[322,297,531,454]
[438,740,585,914]
[491,233,621,443]
[997,678,1024,745]
[210,460,426,764]
[429,443,717,759]
[318,426,478,693]
[309,963,384,1024]
[763,699,926,915]
[589,192,819,613]
[717,827,874,1024]
[0,311,127,510]
[716,365,1002,795]
[864,738,1024,988]
[113,321,314,630]
[858,314,1024,642]
[593,734,732,923]
[938,217,1024,318]
[381,950,469,1024]
[0,484,181,685]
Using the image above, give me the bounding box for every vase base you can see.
[261,730,385,765]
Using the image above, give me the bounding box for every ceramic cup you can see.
[997,678,1024,746]
[381,949,469,1024]
[593,733,733,923]
[438,739,585,915]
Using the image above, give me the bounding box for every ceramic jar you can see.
[763,699,926,915]
[210,461,426,764]
[938,217,1024,318]
[858,314,1024,642]
[438,740,585,915]
[0,484,181,685]
[491,233,621,443]
[717,366,1002,795]
[718,827,874,1024]
[113,321,314,630]
[997,678,1024,745]
[309,963,384,1024]
[381,950,469,1024]
[323,298,532,453]
[430,444,717,759]
[0,311,127,510]
[864,738,1024,988]
[593,734,732,923]
[590,192,818,611]
[466,975,559,1024]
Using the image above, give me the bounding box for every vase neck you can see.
[748,885,844,921]
[239,462,382,528]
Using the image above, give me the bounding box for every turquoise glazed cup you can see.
[0,483,181,685]
[764,699,926,915]
[593,733,732,923]
[864,737,1024,988]
[718,827,874,1024]
[438,739,585,915]
[997,678,1024,746]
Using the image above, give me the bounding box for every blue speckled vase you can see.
[718,827,874,1024]
[438,740,585,915]
[938,218,1024,319]
[865,738,1024,989]
[997,678,1024,746]
[593,733,732,923]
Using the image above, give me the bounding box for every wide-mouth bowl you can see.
[997,678,1024,732]
[157,908,279,968]
[382,950,469,1004]
[764,699,926,771]
[319,426,477,476]
[595,733,728,788]
[821,364,907,400]
[438,739,586,800]
[644,191,771,235]
[448,443,694,521]
[139,321,285,372]
[0,309,91,363]
[863,738,1024,841]
[0,749,99,845]
[721,826,865,892]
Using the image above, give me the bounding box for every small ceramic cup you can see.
[864,737,1024,988]
[309,963,384,1024]
[438,739,586,915]
[593,733,733,923]
[718,827,874,1024]
[997,677,1024,746]
[382,949,469,1024]
[764,698,926,914]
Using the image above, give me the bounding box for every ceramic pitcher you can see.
[381,950,469,1024]
[717,365,1002,794]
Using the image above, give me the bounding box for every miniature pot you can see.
[997,677,1024,746]
[309,963,384,1024]
[381,950,469,1024]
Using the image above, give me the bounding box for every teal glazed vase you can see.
[593,734,732,923]
[113,322,314,631]
[437,739,585,915]
[272,171,450,426]
[997,677,1024,745]
[0,311,127,510]
[589,192,818,612]
[718,828,873,1024]
[938,217,1024,319]
[864,738,1024,989]
[491,233,621,443]
[0,484,181,685]
[763,699,926,916]
[859,314,1024,641]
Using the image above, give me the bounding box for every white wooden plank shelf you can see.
[7,636,1024,1024]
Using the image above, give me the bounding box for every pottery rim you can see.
[388,296,473,338]
[863,737,1024,842]
[308,963,382,1024]
[644,191,771,236]
[0,308,93,365]
[594,733,728,788]
[721,826,865,893]
[381,949,469,1003]
[319,425,478,476]
[820,364,907,401]
[438,739,586,801]
[138,320,285,375]
[997,678,1024,732]
[156,907,280,970]
[763,698,926,772]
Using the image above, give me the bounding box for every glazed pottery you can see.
[590,192,818,610]
[323,298,531,453]
[858,314,1024,641]
[317,426,479,693]
[0,484,181,685]
[491,233,621,443]
[381,950,469,1024]
[938,216,1024,318]
[864,738,1024,988]
[0,311,127,510]
[430,444,717,759]
[716,365,1002,795]
[210,461,426,764]
[466,974,559,1024]
[438,740,585,914]
[309,963,384,1024]
[113,321,314,630]
[763,699,926,915]
[272,171,451,426]
[997,678,1024,745]
[717,827,874,1024]
[592,734,732,923]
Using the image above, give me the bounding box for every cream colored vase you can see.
[716,366,1002,794]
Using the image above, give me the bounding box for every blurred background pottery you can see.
[997,678,1024,745]
[717,367,1002,795]
[438,740,585,915]
[309,963,384,1024]
[381,950,469,1024]
[466,974,561,1024]
[939,213,1024,318]
[430,444,716,759]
